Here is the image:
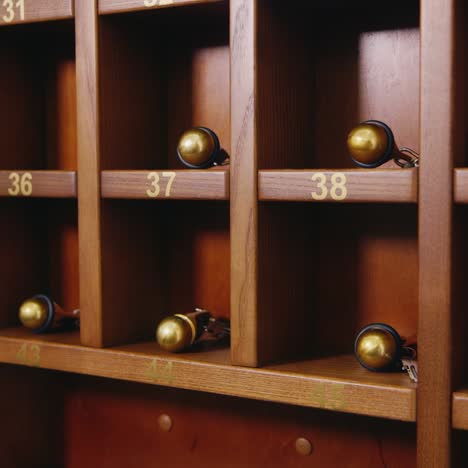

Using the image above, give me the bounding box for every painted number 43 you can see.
[2,0,25,23]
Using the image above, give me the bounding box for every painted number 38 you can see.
[311,172,347,201]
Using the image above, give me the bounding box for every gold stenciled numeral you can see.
[330,173,347,201]
[144,0,174,7]
[311,172,347,201]
[309,382,346,411]
[162,171,176,196]
[146,172,160,198]
[311,173,327,200]
[8,172,33,196]
[145,360,174,385]
[146,171,176,198]
[16,343,41,367]
[2,0,25,23]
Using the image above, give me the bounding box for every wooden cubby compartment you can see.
[93,2,230,348]
[0,19,77,197]
[245,1,420,365]
[99,2,230,200]
[257,0,419,203]
[0,17,78,336]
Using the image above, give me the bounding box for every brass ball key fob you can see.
[347,120,419,168]
[177,127,228,169]
[156,308,230,352]
[19,294,80,334]
[354,322,416,372]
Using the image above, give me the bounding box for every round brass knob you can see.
[156,314,197,352]
[354,323,402,372]
[19,295,53,332]
[347,120,395,168]
[176,127,221,169]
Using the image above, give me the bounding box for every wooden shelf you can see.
[0,171,76,198]
[452,389,468,430]
[454,168,468,203]
[101,169,229,200]
[0,327,416,422]
[259,169,417,203]
[98,0,224,15]
[0,0,73,25]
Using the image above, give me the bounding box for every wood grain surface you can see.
[76,0,104,346]
[101,169,229,199]
[453,389,468,430]
[418,0,455,466]
[0,171,76,197]
[259,169,417,203]
[62,374,415,468]
[0,328,416,422]
[99,0,223,15]
[0,0,72,26]
[454,168,468,203]
[230,0,258,366]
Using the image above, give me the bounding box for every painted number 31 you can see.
[144,0,174,6]
[2,0,25,23]
[311,172,347,201]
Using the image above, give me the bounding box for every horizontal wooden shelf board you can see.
[452,389,468,429]
[259,169,417,203]
[99,0,223,15]
[0,328,415,421]
[101,169,229,200]
[0,171,76,198]
[0,0,73,26]
[454,168,468,203]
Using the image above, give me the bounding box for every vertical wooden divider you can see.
[76,0,103,347]
[418,1,455,466]
[230,0,258,366]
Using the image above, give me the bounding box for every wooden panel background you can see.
[0,366,416,467]
[63,374,416,468]
[0,365,64,468]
